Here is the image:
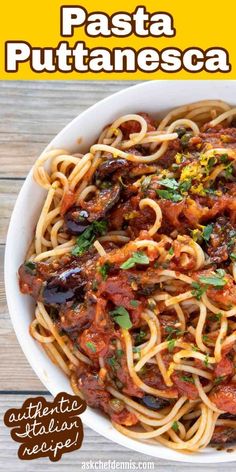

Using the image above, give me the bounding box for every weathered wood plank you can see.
[0,395,159,472]
[0,81,137,178]
[1,394,236,472]
[0,179,23,245]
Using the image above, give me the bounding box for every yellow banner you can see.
[1,0,235,79]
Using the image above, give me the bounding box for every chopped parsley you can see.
[120,251,150,270]
[109,306,132,330]
[199,269,227,287]
[191,281,206,300]
[156,188,183,203]
[86,341,97,353]
[214,376,225,385]
[204,353,209,367]
[130,300,139,307]
[179,179,192,194]
[202,335,210,343]
[72,220,107,256]
[192,345,199,352]
[135,330,147,343]
[209,312,222,322]
[158,178,179,190]
[220,154,229,164]
[99,262,111,280]
[165,326,184,340]
[181,375,195,384]
[132,346,141,358]
[116,349,124,358]
[141,175,152,192]
[172,421,179,432]
[169,247,174,255]
[107,356,119,370]
[156,177,191,202]
[202,224,213,242]
[24,260,36,273]
[225,163,233,178]
[167,339,176,352]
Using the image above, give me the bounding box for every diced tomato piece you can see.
[172,372,198,400]
[210,383,236,414]
[214,356,234,378]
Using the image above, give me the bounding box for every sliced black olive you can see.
[211,426,236,445]
[95,158,128,182]
[64,208,90,235]
[81,184,121,221]
[139,395,170,410]
[64,185,120,235]
[42,264,86,305]
[43,284,75,305]
[220,413,236,420]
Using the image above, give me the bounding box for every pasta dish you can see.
[19,100,236,453]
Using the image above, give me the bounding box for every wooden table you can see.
[0,80,235,471]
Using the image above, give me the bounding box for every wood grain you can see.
[0,81,137,177]
[1,395,236,472]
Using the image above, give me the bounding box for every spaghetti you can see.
[19,100,236,453]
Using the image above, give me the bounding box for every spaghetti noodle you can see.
[19,100,236,453]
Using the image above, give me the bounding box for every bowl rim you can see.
[4,80,236,463]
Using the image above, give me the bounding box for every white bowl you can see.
[5,80,236,463]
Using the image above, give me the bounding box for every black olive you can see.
[64,207,90,235]
[95,158,128,181]
[139,395,170,410]
[220,413,236,420]
[43,284,75,305]
[42,264,86,305]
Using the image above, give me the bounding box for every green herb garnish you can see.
[220,154,229,163]
[110,306,132,329]
[156,189,183,202]
[204,354,209,367]
[158,178,179,190]
[130,300,139,307]
[202,335,210,343]
[156,177,191,202]
[191,281,206,300]
[141,175,152,192]
[172,421,179,432]
[24,261,36,273]
[199,269,227,287]
[120,251,149,270]
[72,220,107,256]
[165,326,184,340]
[99,262,111,280]
[135,330,146,343]
[225,163,233,178]
[116,349,124,358]
[86,341,97,353]
[214,376,225,385]
[168,339,176,352]
[107,356,119,370]
[181,375,195,384]
[202,224,213,242]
